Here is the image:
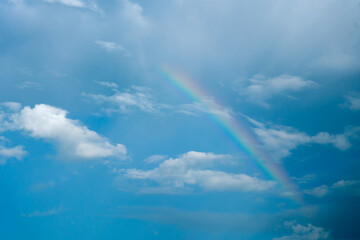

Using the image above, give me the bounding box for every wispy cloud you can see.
[94,81,119,89]
[341,92,360,111]
[84,86,169,114]
[23,206,65,217]
[304,179,360,198]
[119,151,276,193]
[238,74,317,108]
[0,145,27,165]
[273,221,329,240]
[177,98,234,121]
[30,181,55,193]
[42,0,102,13]
[122,0,148,27]
[94,40,130,56]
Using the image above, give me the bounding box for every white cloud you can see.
[252,121,357,161]
[144,154,168,164]
[84,86,167,114]
[121,151,276,193]
[177,98,234,121]
[43,0,85,8]
[240,74,317,108]
[94,40,130,56]
[94,81,119,89]
[0,145,27,165]
[0,103,126,160]
[303,185,329,198]
[24,206,64,217]
[122,0,148,27]
[304,179,360,198]
[274,221,329,240]
[342,92,360,111]
[15,104,126,159]
[42,0,102,13]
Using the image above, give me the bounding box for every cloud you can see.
[30,181,55,193]
[23,206,65,217]
[43,0,85,8]
[304,179,360,198]
[239,74,317,108]
[1,103,126,160]
[84,86,168,114]
[251,121,358,161]
[94,81,119,89]
[122,0,148,27]
[109,205,318,234]
[273,221,329,240]
[291,174,317,184]
[42,0,101,13]
[94,40,130,56]
[303,185,329,198]
[0,145,27,165]
[120,151,276,193]
[177,98,234,121]
[144,154,168,164]
[341,92,360,111]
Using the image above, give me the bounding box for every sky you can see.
[0,0,360,239]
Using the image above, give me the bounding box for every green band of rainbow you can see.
[158,66,302,203]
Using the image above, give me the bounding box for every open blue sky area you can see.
[1,0,360,239]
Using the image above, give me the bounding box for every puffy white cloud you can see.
[240,74,317,108]
[274,221,329,240]
[14,104,126,159]
[121,151,276,193]
[0,103,126,160]
[252,121,356,161]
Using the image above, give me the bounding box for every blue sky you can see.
[0,0,360,239]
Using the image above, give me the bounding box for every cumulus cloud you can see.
[120,151,276,193]
[84,86,168,114]
[240,74,317,108]
[1,103,126,160]
[342,92,360,111]
[94,40,130,56]
[251,121,358,161]
[273,221,329,240]
[304,179,360,198]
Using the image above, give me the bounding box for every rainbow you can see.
[158,65,302,204]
